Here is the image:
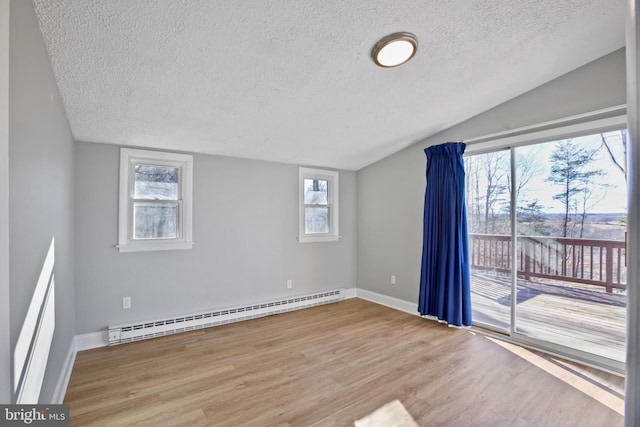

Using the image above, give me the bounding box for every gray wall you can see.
[8,0,76,403]
[356,48,626,304]
[0,0,10,405]
[74,142,356,334]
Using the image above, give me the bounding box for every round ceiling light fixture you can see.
[372,32,418,68]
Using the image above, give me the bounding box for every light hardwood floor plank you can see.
[65,298,624,426]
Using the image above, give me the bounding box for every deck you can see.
[471,271,626,362]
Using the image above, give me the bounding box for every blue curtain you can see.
[418,142,472,326]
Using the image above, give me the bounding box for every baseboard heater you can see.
[108,289,345,345]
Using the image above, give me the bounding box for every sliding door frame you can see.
[464,106,627,374]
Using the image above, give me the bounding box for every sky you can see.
[465,129,628,215]
[517,131,627,214]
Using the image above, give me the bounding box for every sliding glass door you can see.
[465,130,627,364]
[512,132,627,361]
[465,150,512,333]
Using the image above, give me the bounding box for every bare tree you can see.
[575,173,609,238]
[508,149,547,234]
[482,152,509,233]
[464,152,510,234]
[508,149,544,201]
[600,130,627,182]
[465,155,483,233]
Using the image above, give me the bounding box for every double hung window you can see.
[118,148,194,252]
[298,167,339,243]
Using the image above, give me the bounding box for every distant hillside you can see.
[529,213,626,240]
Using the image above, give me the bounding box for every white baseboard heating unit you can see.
[108,289,344,345]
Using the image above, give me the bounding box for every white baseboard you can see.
[52,338,76,404]
[355,288,419,316]
[75,331,108,351]
[76,289,356,350]
[51,332,107,404]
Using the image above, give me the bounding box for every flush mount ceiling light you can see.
[372,32,418,68]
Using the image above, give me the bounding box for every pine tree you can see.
[546,140,603,237]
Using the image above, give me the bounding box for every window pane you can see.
[133,202,179,239]
[465,150,512,333]
[304,179,328,204]
[305,207,329,234]
[514,132,627,362]
[134,164,179,200]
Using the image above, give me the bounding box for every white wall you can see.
[0,0,11,405]
[8,0,76,403]
[356,48,626,304]
[74,142,357,334]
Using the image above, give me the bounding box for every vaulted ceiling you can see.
[32,0,624,170]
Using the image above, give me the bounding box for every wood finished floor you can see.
[65,298,625,426]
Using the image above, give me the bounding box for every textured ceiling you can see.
[32,0,624,170]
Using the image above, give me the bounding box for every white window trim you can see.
[463,105,627,155]
[118,148,194,253]
[298,167,340,243]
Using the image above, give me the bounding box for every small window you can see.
[298,167,339,243]
[118,148,194,252]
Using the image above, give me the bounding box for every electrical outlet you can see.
[287,279,293,289]
[391,275,397,285]
[122,296,131,309]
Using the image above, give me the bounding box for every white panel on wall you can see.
[13,239,55,403]
[17,280,55,404]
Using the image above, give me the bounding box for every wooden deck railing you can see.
[469,233,627,293]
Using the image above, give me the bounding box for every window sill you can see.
[117,241,195,253]
[298,235,341,243]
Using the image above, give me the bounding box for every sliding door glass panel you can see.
[513,131,627,362]
[465,150,512,333]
